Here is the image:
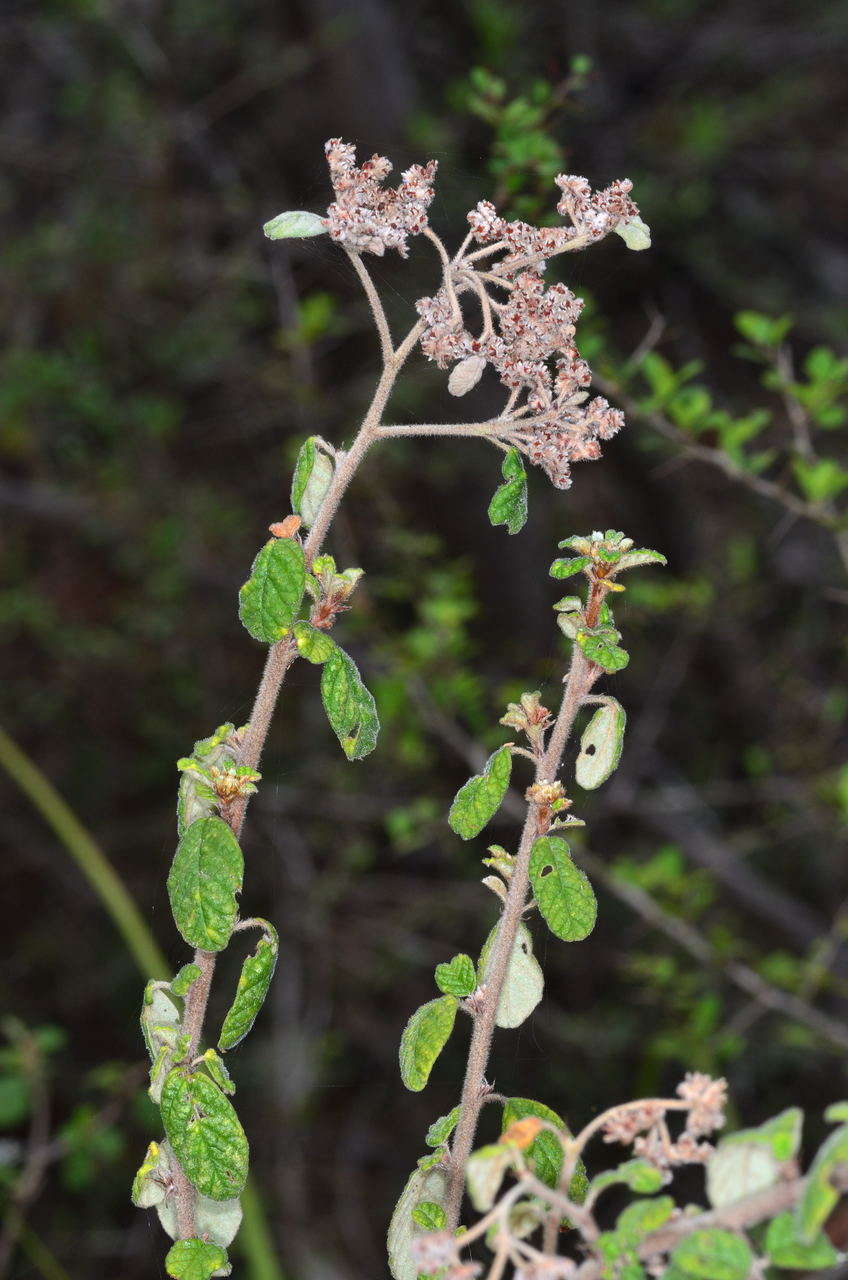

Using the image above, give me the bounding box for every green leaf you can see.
[140,984,181,1063]
[218,921,279,1051]
[793,458,848,505]
[131,1139,170,1208]
[426,1106,460,1148]
[529,836,597,942]
[550,555,591,580]
[488,447,528,535]
[500,1098,588,1198]
[239,538,306,644]
[172,964,202,998]
[671,1229,754,1280]
[765,1211,839,1269]
[263,210,327,240]
[825,1102,848,1123]
[614,549,667,573]
[795,1123,848,1242]
[734,310,792,347]
[167,817,243,953]
[467,1143,514,1211]
[199,1050,235,1096]
[614,215,651,251]
[411,1201,447,1230]
[448,745,512,839]
[165,1239,229,1280]
[577,631,629,672]
[399,996,458,1092]
[320,648,380,760]
[293,621,336,664]
[722,1107,802,1161]
[160,1070,249,1202]
[478,922,544,1029]
[575,700,626,790]
[290,437,334,527]
[434,954,477,997]
[177,724,238,837]
[387,1160,448,1280]
[589,1158,664,1199]
[706,1142,779,1208]
[616,1196,675,1240]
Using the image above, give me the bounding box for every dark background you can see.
[2,0,848,1276]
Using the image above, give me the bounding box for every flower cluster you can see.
[467,174,641,267]
[417,269,623,488]
[323,139,437,257]
[601,1074,727,1171]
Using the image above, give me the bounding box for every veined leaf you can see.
[488,447,528,535]
[575,700,626,790]
[167,817,243,953]
[529,836,597,942]
[320,648,380,760]
[171,964,202,998]
[160,1070,249,1202]
[398,996,458,1092]
[165,1238,229,1280]
[500,1098,588,1199]
[293,621,336,664]
[448,745,512,839]
[434,953,477,997]
[218,921,279,1051]
[238,538,306,644]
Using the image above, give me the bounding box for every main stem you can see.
[171,299,423,1239]
[445,646,599,1228]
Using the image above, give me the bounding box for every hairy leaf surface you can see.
[160,1070,249,1202]
[448,745,512,839]
[529,836,597,942]
[238,538,306,644]
[218,921,279,1051]
[398,996,458,1092]
[167,817,243,952]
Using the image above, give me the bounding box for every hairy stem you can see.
[445,648,599,1227]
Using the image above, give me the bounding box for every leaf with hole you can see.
[398,996,458,1092]
[218,921,278,1051]
[160,1070,249,1202]
[434,953,477,997]
[238,538,306,644]
[448,745,512,839]
[320,648,380,760]
[487,447,528,535]
[529,836,597,942]
[167,817,243,952]
[576,700,626,790]
[478,922,543,1029]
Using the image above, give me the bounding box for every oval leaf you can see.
[263,210,327,240]
[487,447,528,536]
[238,538,306,644]
[479,922,544,1029]
[167,817,243,953]
[399,996,458,1092]
[293,621,336,664]
[706,1141,779,1209]
[291,438,334,527]
[161,1070,249,1202]
[529,836,597,942]
[157,1183,243,1248]
[387,1158,448,1280]
[449,745,512,840]
[165,1238,228,1280]
[218,922,279,1051]
[321,648,380,761]
[575,701,626,790]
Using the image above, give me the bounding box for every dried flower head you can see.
[678,1072,728,1138]
[324,139,437,257]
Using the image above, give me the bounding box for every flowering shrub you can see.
[129,140,848,1280]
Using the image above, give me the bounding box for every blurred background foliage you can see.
[1,0,848,1276]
